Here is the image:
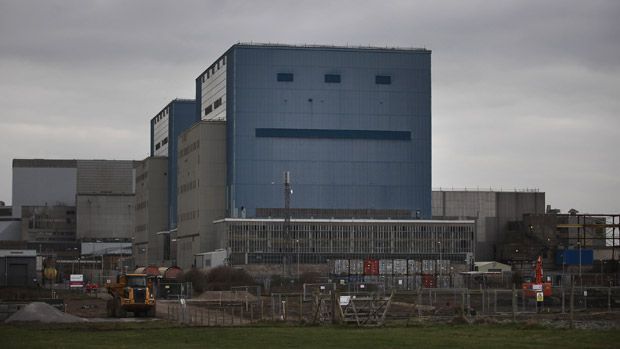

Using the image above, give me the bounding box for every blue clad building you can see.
[150,99,199,230]
[196,43,432,220]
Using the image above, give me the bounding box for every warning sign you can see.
[536,292,544,302]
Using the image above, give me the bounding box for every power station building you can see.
[165,43,444,269]
[195,43,432,221]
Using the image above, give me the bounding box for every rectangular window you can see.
[214,98,222,109]
[204,105,213,115]
[277,73,294,82]
[155,143,161,150]
[375,75,392,85]
[324,74,341,83]
[162,137,168,145]
[206,70,210,78]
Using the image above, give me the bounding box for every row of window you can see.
[202,56,227,82]
[277,73,392,85]
[154,137,168,151]
[179,210,199,223]
[179,140,199,158]
[154,108,169,123]
[179,180,198,194]
[204,97,223,116]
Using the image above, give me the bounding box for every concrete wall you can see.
[77,160,136,194]
[133,157,168,266]
[76,194,134,240]
[176,121,227,269]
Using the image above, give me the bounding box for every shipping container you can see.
[436,260,450,275]
[422,274,436,288]
[393,259,407,275]
[379,259,393,275]
[422,260,436,274]
[407,275,422,290]
[408,260,421,275]
[350,259,364,275]
[334,259,350,275]
[436,275,450,288]
[364,259,380,275]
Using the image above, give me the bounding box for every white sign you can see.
[360,284,365,289]
[70,274,84,287]
[339,296,351,306]
[398,279,403,285]
[584,290,588,297]
[320,285,325,290]
[532,284,543,291]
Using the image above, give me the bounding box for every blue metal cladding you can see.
[556,249,594,265]
[225,45,431,218]
[167,100,199,230]
[255,128,411,140]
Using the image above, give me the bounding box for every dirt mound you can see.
[5,302,88,323]
[195,291,257,303]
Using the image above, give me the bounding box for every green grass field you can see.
[2,323,619,349]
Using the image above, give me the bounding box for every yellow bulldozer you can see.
[106,273,156,317]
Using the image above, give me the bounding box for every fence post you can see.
[608,286,612,313]
[461,289,465,315]
[512,284,516,322]
[299,294,303,323]
[494,289,497,314]
[569,279,575,329]
[417,289,422,318]
[480,285,485,314]
[561,287,565,314]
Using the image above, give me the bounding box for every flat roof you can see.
[214,218,475,224]
[0,249,37,257]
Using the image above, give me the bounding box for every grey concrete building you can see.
[432,189,545,260]
[176,121,227,268]
[133,156,169,266]
[9,159,138,246]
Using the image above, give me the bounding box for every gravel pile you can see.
[5,302,88,323]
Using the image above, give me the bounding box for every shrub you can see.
[205,266,256,291]
[182,268,207,293]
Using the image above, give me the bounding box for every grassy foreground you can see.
[2,323,619,349]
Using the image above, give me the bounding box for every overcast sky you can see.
[0,0,618,214]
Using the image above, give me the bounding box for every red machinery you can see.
[522,256,552,297]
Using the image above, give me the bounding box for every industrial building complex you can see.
[1,43,618,290]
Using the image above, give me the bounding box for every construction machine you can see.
[106,273,156,317]
[522,256,553,298]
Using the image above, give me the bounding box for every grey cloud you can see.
[0,0,619,214]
